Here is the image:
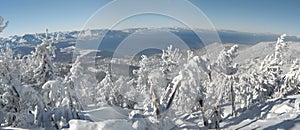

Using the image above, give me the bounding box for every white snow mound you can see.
[66,119,134,130]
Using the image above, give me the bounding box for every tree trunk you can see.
[199,99,208,126]
[208,72,212,82]
[214,106,220,129]
[230,82,236,116]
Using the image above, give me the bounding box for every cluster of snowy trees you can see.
[88,44,239,129]
[0,18,81,129]
[92,33,300,129]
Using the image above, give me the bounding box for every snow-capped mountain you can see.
[1,28,300,63]
[3,28,298,48]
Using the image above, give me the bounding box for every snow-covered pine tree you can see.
[212,45,239,117]
[19,85,47,127]
[234,58,262,110]
[203,80,223,128]
[274,34,288,65]
[22,29,59,89]
[173,51,202,113]
[133,55,159,115]
[0,18,26,127]
[63,75,83,112]
[159,45,182,112]
[17,29,81,129]
[95,70,139,109]
[130,46,183,129]
[236,72,254,111]
[113,76,138,108]
[128,55,158,128]
[172,50,210,126]
[95,72,115,106]
[259,34,288,98]
[40,77,81,129]
[213,45,239,76]
[33,29,59,87]
[161,45,182,84]
[279,59,300,96]
[69,52,98,107]
[0,45,25,127]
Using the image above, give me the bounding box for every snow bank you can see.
[81,107,130,122]
[221,96,300,129]
[64,107,134,130]
[271,104,294,114]
[65,119,134,130]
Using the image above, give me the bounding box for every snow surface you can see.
[62,106,133,130]
[235,41,300,63]
[66,120,134,130]
[221,95,300,130]
[80,106,130,122]
[55,95,300,130]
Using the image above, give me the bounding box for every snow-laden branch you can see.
[0,16,9,33]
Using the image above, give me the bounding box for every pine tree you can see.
[22,29,59,89]
[279,59,300,96]
[212,45,239,117]
[69,51,98,107]
[161,45,182,84]
[259,34,288,98]
[130,46,183,129]
[0,18,25,127]
[95,72,115,106]
[171,51,209,126]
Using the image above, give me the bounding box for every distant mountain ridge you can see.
[1,28,300,48]
[1,28,300,62]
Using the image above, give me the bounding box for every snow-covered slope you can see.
[3,94,300,130]
[56,95,300,130]
[235,41,300,63]
[63,107,133,130]
[221,95,300,129]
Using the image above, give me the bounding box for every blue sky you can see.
[0,0,299,37]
